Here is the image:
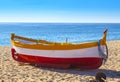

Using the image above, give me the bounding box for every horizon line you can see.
[0,22,120,24]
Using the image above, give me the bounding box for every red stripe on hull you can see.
[11,48,103,69]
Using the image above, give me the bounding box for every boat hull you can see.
[11,48,103,69]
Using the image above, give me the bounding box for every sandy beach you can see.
[0,41,120,82]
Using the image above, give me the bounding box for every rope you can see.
[98,40,108,64]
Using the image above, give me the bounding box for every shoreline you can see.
[0,41,120,81]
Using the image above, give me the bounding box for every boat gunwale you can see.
[11,29,107,50]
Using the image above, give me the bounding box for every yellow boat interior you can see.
[11,29,107,50]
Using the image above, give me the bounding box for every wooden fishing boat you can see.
[11,29,108,69]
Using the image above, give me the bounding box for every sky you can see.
[0,0,120,23]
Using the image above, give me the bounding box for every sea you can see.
[0,23,120,46]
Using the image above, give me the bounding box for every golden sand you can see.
[0,41,120,82]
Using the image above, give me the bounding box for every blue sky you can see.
[0,0,120,23]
